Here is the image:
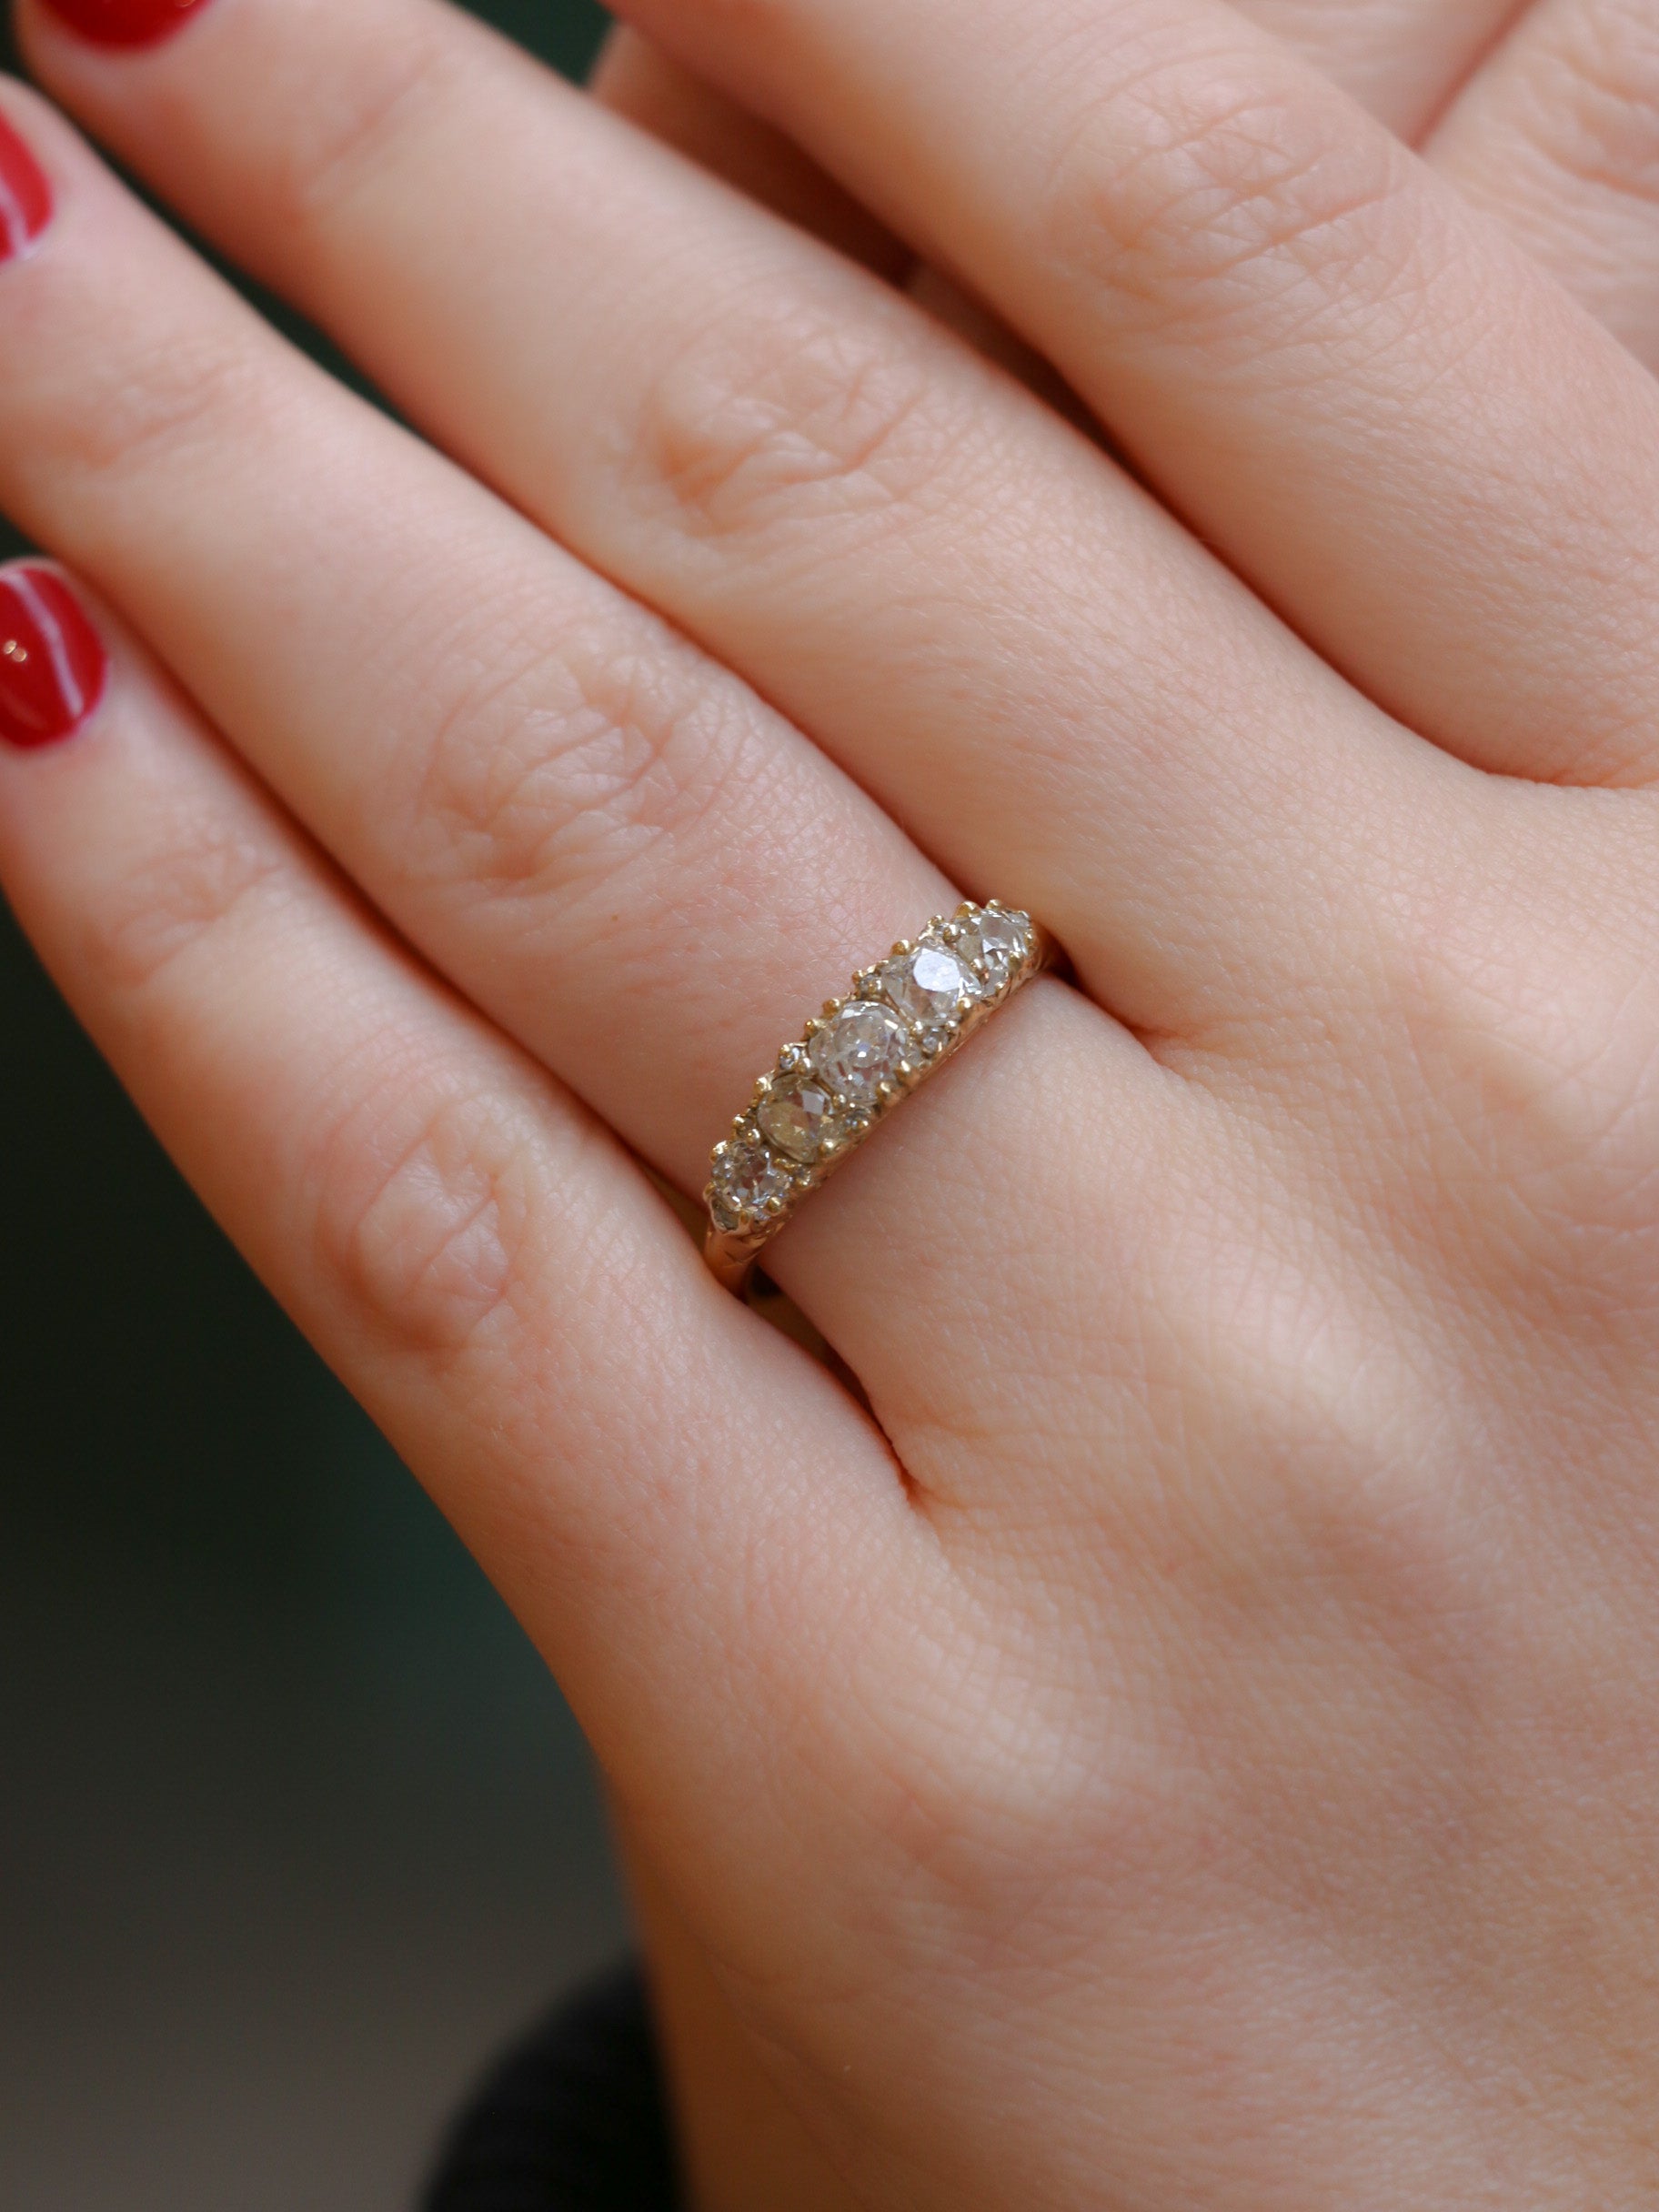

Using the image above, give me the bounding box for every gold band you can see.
[703,901,1051,1294]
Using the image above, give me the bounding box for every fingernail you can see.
[37,0,214,47]
[0,112,52,260]
[0,568,109,749]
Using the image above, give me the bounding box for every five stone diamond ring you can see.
[703,902,1052,1293]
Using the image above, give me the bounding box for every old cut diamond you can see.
[709,1139,795,1232]
[809,1000,909,1105]
[956,907,1031,988]
[880,940,977,1041]
[757,1070,840,1162]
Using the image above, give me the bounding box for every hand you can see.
[3,0,1659,2207]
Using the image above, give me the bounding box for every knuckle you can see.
[262,17,460,236]
[629,292,960,544]
[47,320,286,488]
[313,1072,540,1364]
[1507,0,1659,206]
[1393,847,1659,1295]
[405,602,775,912]
[79,800,291,997]
[1041,55,1407,330]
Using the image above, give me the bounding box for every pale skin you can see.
[5,0,1659,2202]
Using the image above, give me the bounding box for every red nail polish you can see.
[0,113,52,260]
[37,0,213,47]
[0,568,108,749]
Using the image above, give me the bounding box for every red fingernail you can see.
[37,0,213,47]
[0,568,108,749]
[0,113,52,259]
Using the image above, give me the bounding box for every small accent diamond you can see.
[809,1000,910,1105]
[709,1139,795,1232]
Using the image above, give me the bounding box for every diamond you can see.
[880,939,978,1041]
[757,1069,841,1162]
[709,1139,795,1232]
[955,907,1031,989]
[809,1000,910,1105]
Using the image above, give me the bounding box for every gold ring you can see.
[704,901,1052,1294]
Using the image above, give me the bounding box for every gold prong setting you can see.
[704,903,1044,1272]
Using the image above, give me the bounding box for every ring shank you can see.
[706,1224,771,1294]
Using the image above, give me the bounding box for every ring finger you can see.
[0,77,1212,1464]
[0,563,964,2015]
[608,0,1659,788]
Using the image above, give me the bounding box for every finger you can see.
[587,8,1491,420]
[1231,0,1523,138]
[12,0,1454,1053]
[0,74,958,1177]
[589,29,1084,409]
[598,0,1520,206]
[0,76,1212,1464]
[590,27,910,278]
[0,560,927,1906]
[587,7,1519,424]
[1427,0,1659,369]
[609,0,1659,787]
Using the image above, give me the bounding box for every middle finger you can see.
[16,0,1453,1041]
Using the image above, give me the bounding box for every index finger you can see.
[613,0,1659,787]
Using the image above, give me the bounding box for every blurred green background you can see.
[0,5,630,2207]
